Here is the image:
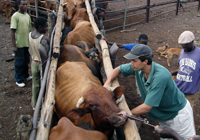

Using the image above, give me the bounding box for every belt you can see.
[33,60,41,63]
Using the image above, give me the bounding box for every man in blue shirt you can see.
[104,44,195,139]
[172,31,200,108]
[107,34,148,50]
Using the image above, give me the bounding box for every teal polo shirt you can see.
[119,62,186,121]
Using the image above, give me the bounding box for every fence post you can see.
[34,0,38,17]
[146,0,150,23]
[123,0,128,30]
[198,0,200,11]
[176,0,179,15]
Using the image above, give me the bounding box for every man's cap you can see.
[178,31,195,44]
[124,44,152,60]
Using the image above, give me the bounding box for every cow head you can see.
[66,85,127,138]
[85,48,102,65]
[64,0,83,21]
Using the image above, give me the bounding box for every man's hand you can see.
[154,125,184,140]
[13,45,18,53]
[189,135,200,140]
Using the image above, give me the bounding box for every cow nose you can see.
[67,16,72,20]
[117,110,127,119]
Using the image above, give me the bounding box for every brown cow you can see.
[49,117,108,140]
[63,21,95,46]
[0,0,12,24]
[55,61,127,139]
[40,0,56,13]
[58,44,102,82]
[63,0,83,27]
[69,8,89,28]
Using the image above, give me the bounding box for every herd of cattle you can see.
[25,0,127,140]
[48,1,128,139]
[50,3,128,140]
[0,0,128,139]
[0,0,107,26]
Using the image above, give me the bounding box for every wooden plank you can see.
[85,0,141,140]
[35,0,64,139]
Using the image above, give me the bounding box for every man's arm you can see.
[43,36,50,45]
[171,68,179,76]
[11,29,17,53]
[106,41,124,48]
[155,126,184,140]
[131,103,152,116]
[103,67,121,87]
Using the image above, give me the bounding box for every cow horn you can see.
[116,95,123,105]
[61,2,67,6]
[76,96,84,108]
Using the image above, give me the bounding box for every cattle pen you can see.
[13,0,200,139]
[14,0,141,139]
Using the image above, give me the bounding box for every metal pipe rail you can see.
[103,0,200,31]
[29,16,56,140]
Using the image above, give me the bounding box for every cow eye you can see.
[89,104,95,108]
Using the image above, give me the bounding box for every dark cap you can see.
[124,44,152,60]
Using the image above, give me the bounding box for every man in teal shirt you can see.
[104,44,195,139]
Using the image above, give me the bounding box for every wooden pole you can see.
[35,0,64,139]
[146,0,150,23]
[48,12,56,38]
[35,0,38,17]
[52,0,64,58]
[16,115,32,140]
[85,0,141,140]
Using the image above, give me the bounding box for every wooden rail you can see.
[34,0,64,139]
[85,0,141,139]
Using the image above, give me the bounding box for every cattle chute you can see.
[29,0,141,139]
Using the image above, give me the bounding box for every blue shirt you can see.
[123,43,138,50]
[175,46,200,94]
[119,62,186,121]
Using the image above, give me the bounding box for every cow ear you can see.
[66,108,90,120]
[113,86,125,100]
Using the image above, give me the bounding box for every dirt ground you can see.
[0,3,200,140]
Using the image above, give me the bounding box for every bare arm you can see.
[11,29,17,53]
[106,41,123,48]
[171,71,178,76]
[171,68,179,76]
[103,67,121,87]
[43,36,50,46]
[131,103,152,116]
